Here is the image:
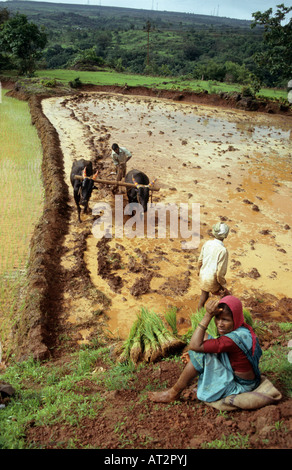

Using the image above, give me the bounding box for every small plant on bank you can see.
[202,432,250,449]
[40,78,57,88]
[241,85,255,98]
[69,77,82,89]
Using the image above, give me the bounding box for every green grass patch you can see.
[0,89,43,274]
[34,69,287,101]
[0,325,290,449]
[0,89,43,348]
[260,344,292,398]
[0,345,135,448]
[202,432,250,449]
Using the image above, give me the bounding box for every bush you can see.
[69,77,82,89]
[40,78,57,88]
[241,85,255,97]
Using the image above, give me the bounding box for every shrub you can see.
[69,77,82,89]
[241,85,255,98]
[40,78,57,88]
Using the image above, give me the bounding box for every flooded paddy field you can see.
[42,92,292,341]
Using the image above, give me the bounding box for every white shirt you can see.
[198,238,228,293]
[111,147,132,166]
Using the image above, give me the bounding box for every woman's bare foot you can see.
[148,387,180,403]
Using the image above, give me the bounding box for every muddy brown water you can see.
[42,92,292,341]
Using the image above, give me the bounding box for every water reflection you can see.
[77,94,291,150]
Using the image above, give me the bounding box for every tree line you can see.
[0,3,291,88]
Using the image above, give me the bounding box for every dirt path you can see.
[41,91,292,344]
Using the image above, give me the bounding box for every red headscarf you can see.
[219,295,257,354]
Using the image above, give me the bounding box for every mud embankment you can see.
[80,84,292,116]
[12,95,70,360]
[3,77,291,117]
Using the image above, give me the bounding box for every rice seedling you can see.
[117,307,185,366]
[142,311,162,363]
[0,89,43,347]
[182,307,260,343]
[243,308,253,326]
[147,308,185,355]
[243,308,267,337]
[202,432,250,449]
[165,306,178,335]
[141,332,154,363]
[129,323,144,364]
[116,317,140,363]
[182,308,218,343]
[0,90,43,273]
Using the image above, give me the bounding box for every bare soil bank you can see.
[82,83,292,116]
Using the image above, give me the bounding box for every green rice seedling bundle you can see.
[164,306,178,335]
[117,307,186,366]
[182,307,259,343]
[129,323,144,364]
[182,308,218,343]
[145,308,185,356]
[116,317,140,364]
[243,308,253,326]
[142,317,161,363]
[191,308,218,338]
[243,307,266,336]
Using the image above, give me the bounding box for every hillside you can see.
[2,1,254,29]
[1,1,266,81]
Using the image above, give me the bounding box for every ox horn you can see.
[83,167,87,179]
[148,179,156,188]
[92,171,98,180]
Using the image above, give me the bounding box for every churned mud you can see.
[3,86,292,451]
[41,91,292,341]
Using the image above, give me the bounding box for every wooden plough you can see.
[74,174,160,191]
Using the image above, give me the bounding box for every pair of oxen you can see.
[70,159,154,222]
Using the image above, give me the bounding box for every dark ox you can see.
[70,159,98,222]
[125,169,155,213]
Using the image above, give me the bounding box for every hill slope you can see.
[1,1,265,80]
[2,1,254,28]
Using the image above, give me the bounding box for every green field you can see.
[0,89,43,347]
[35,69,287,101]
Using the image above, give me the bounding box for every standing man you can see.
[197,222,230,310]
[111,143,132,182]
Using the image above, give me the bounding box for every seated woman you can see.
[148,295,262,404]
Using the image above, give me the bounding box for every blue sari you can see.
[188,327,262,403]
